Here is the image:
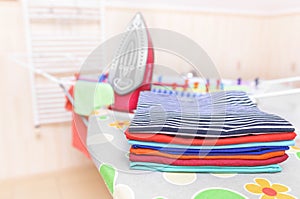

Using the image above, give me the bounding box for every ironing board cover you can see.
[87,109,300,199]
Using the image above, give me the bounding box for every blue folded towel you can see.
[130,162,283,173]
[131,145,289,155]
[128,140,294,149]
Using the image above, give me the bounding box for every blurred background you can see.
[0,0,299,198]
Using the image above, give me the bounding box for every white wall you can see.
[105,7,300,79]
[265,14,300,78]
[106,8,263,79]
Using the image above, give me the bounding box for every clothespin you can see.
[158,76,163,83]
[74,72,80,80]
[237,78,242,85]
[99,74,106,82]
[216,79,221,90]
[194,82,199,89]
[255,78,259,88]
[183,79,189,91]
[206,79,210,92]
[220,82,224,90]
[205,83,209,93]
[99,73,109,82]
[105,73,109,81]
[172,83,177,90]
[206,78,210,85]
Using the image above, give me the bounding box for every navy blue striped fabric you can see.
[129,91,295,136]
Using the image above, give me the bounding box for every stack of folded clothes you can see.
[125,91,296,173]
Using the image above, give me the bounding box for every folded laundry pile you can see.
[126,91,296,173]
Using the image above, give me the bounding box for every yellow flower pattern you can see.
[109,121,130,129]
[245,178,295,199]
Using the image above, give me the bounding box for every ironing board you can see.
[15,62,300,198]
[14,49,300,198]
[87,94,300,199]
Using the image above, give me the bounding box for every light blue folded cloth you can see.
[130,162,282,173]
[128,140,295,149]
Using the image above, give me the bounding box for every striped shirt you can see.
[128,91,295,137]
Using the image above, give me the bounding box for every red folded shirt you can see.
[129,154,288,166]
[125,130,296,146]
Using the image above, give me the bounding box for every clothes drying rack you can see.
[11,55,300,128]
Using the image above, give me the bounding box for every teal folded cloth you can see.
[74,81,114,116]
[130,162,282,173]
[128,140,295,149]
